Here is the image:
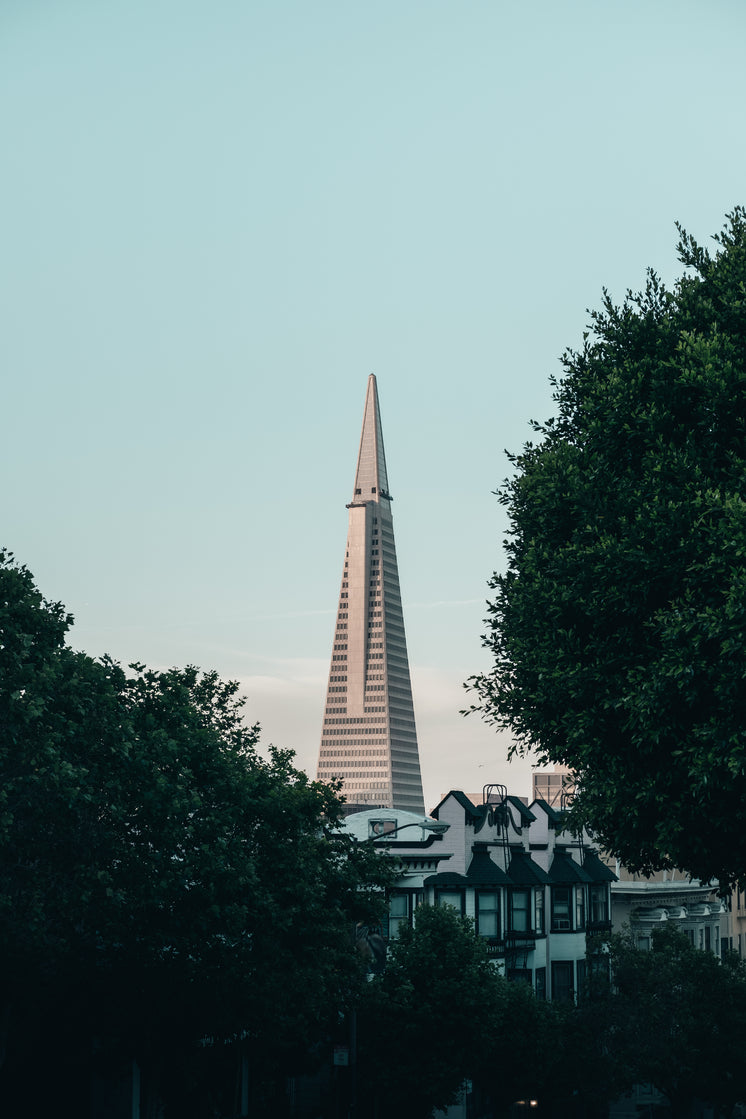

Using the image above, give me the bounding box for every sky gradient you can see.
[3,0,746,809]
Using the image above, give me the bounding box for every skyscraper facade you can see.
[316,376,425,813]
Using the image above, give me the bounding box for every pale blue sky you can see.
[3,0,744,807]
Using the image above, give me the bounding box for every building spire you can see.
[352,374,390,502]
[317,377,425,814]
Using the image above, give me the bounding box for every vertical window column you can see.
[551,886,572,931]
[509,889,531,933]
[476,891,500,939]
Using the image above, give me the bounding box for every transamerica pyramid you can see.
[316,375,425,813]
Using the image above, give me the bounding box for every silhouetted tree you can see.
[0,549,393,1115]
[357,905,550,1118]
[570,927,746,1117]
[469,208,746,885]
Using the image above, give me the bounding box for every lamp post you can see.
[341,816,449,1118]
[366,818,449,842]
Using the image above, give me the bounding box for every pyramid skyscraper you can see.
[316,376,425,813]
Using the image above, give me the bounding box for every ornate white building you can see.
[608,861,727,953]
[344,783,616,1002]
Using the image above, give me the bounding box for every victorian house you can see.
[344,783,616,1003]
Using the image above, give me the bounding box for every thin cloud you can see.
[405,598,484,610]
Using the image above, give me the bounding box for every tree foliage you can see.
[469,208,746,884]
[0,550,393,1113]
[586,927,746,1115]
[357,905,549,1118]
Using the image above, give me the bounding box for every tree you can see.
[535,994,631,1119]
[590,927,746,1116]
[0,549,393,1114]
[469,208,746,885]
[357,905,549,1118]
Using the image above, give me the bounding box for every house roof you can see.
[531,798,566,827]
[466,848,511,886]
[507,796,536,826]
[431,790,481,822]
[547,850,593,884]
[582,850,618,883]
[507,850,549,886]
[423,871,470,888]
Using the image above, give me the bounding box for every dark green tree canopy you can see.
[0,550,393,1108]
[470,208,746,884]
[357,904,548,1118]
[591,927,746,1114]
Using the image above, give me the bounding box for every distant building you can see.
[722,884,746,958]
[532,763,574,808]
[316,375,424,813]
[531,769,729,953]
[607,859,727,954]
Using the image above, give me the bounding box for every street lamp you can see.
[347,814,449,1119]
[367,818,449,842]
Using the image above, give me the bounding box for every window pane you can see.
[590,884,608,923]
[477,891,499,938]
[510,890,530,932]
[388,894,408,939]
[369,819,397,839]
[552,887,572,930]
[535,890,545,933]
[438,891,462,912]
[390,895,407,917]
